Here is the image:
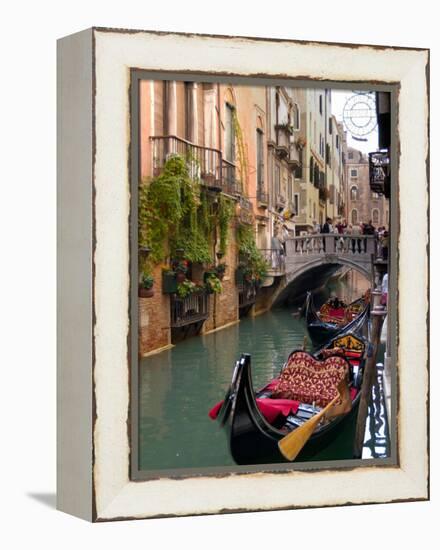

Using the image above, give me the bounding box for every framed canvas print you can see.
[57,27,429,521]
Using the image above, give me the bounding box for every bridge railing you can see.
[285,234,377,256]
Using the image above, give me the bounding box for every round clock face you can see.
[342,93,377,137]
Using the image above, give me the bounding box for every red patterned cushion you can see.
[272,352,348,407]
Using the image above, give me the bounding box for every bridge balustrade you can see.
[285,234,377,257]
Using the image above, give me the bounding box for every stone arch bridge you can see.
[261,234,377,306]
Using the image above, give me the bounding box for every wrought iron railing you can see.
[151,135,240,195]
[222,158,239,195]
[170,291,209,328]
[238,283,257,309]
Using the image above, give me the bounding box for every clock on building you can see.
[342,92,377,138]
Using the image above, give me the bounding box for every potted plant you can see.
[205,273,222,295]
[139,273,154,298]
[173,259,189,283]
[203,267,217,283]
[215,263,227,280]
[176,279,197,299]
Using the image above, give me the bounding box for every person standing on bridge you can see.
[321,217,332,251]
[351,221,362,253]
[362,219,375,252]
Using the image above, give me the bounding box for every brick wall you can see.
[139,264,171,356]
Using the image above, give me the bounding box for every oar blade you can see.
[278,416,321,461]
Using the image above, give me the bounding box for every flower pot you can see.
[139,287,154,298]
[176,272,186,283]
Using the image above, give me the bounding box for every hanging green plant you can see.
[236,222,268,282]
[232,109,249,192]
[138,155,200,264]
[217,194,234,255]
[205,273,223,294]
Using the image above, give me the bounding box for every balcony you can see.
[257,187,269,208]
[151,135,239,195]
[238,282,257,311]
[222,158,239,195]
[275,194,286,211]
[170,291,209,328]
[369,151,390,197]
[273,125,301,168]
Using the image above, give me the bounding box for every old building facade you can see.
[138,81,353,355]
[345,147,389,228]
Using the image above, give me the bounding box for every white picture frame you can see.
[57,27,429,521]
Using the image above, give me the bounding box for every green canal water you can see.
[139,294,390,472]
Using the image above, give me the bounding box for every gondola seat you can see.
[271,352,349,407]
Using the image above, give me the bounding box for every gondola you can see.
[209,332,368,465]
[305,291,370,348]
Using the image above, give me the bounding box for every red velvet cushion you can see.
[272,352,348,407]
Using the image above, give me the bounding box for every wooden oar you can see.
[278,379,347,462]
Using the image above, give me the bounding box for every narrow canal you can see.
[139,271,389,472]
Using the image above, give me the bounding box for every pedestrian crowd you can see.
[308,218,389,258]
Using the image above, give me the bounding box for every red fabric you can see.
[208,401,224,420]
[349,359,360,367]
[350,387,358,400]
[344,350,362,358]
[208,397,299,423]
[328,308,345,318]
[263,378,279,391]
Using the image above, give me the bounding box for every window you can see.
[326,143,331,166]
[351,168,358,178]
[288,175,293,202]
[294,194,299,215]
[275,164,281,197]
[351,209,358,224]
[371,191,380,199]
[329,117,333,134]
[292,103,300,130]
[372,209,380,224]
[336,135,340,149]
[184,82,194,142]
[225,102,235,162]
[319,95,323,114]
[348,151,354,160]
[256,129,264,190]
[309,156,314,183]
[350,186,358,200]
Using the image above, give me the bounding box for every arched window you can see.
[350,186,358,200]
[351,209,358,224]
[372,208,380,224]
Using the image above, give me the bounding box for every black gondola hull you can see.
[305,292,370,348]
[223,353,361,465]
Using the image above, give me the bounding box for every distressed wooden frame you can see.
[57,27,429,522]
